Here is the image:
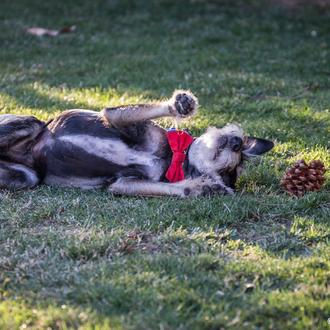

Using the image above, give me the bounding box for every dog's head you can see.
[188,124,274,188]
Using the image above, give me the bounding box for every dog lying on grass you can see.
[0,91,273,197]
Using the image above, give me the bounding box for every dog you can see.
[0,91,274,197]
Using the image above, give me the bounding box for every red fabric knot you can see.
[165,130,194,183]
[172,152,186,164]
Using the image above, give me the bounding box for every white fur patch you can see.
[58,135,157,167]
[215,124,244,138]
[198,124,243,149]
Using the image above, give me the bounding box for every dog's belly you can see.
[32,110,169,187]
[57,134,157,168]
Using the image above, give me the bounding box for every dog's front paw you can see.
[168,90,198,118]
[181,175,234,198]
[206,175,235,196]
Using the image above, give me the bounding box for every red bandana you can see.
[165,129,194,183]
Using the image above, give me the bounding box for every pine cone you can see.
[281,159,326,197]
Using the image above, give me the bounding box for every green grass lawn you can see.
[0,0,329,329]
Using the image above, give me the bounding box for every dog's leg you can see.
[108,176,233,198]
[0,161,39,189]
[0,115,45,149]
[101,90,198,127]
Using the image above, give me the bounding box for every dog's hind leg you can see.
[0,114,46,167]
[108,176,233,198]
[101,90,198,127]
[0,161,39,190]
[0,115,45,149]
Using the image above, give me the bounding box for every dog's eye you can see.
[218,136,228,149]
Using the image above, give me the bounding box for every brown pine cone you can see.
[281,159,327,197]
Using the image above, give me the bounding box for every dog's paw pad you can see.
[184,187,191,196]
[202,185,212,196]
[211,184,223,192]
[169,90,198,118]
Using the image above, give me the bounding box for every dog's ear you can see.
[243,137,274,156]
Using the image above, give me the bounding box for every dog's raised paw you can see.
[169,90,198,118]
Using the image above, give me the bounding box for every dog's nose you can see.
[229,136,243,152]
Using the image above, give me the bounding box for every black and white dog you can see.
[0,91,273,197]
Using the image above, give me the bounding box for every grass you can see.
[0,0,330,329]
